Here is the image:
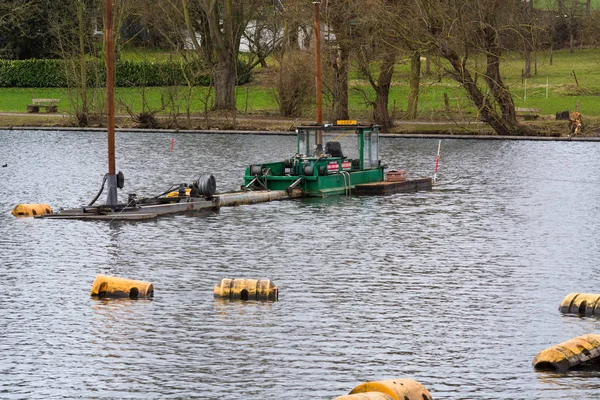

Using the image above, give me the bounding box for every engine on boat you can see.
[125,174,217,206]
[193,174,216,197]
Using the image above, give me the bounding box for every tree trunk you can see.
[569,31,575,53]
[482,22,528,133]
[284,20,300,51]
[213,57,237,110]
[77,0,88,125]
[523,45,531,78]
[372,52,395,131]
[331,45,349,121]
[406,51,420,120]
[373,88,391,130]
[197,0,245,111]
[485,50,518,126]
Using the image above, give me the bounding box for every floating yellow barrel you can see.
[345,379,432,400]
[333,393,394,400]
[11,203,52,217]
[532,334,600,371]
[90,274,154,299]
[214,278,278,301]
[559,293,600,316]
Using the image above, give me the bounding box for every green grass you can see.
[1,48,600,121]
[536,0,600,9]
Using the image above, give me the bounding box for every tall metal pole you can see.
[313,1,323,150]
[104,0,118,206]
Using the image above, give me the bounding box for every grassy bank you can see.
[0,48,599,135]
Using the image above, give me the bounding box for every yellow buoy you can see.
[347,379,432,400]
[11,203,52,217]
[213,278,278,301]
[90,274,154,299]
[333,393,394,400]
[532,334,600,371]
[559,293,600,316]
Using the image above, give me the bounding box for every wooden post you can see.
[443,93,450,112]
[572,70,579,86]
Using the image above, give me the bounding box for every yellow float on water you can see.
[559,293,600,316]
[90,274,154,299]
[214,278,278,301]
[11,203,52,217]
[333,393,394,400]
[532,334,600,371]
[340,379,432,400]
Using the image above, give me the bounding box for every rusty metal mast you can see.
[104,0,118,206]
[313,1,323,150]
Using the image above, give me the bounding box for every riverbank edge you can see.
[2,125,599,141]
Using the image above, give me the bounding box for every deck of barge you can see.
[354,178,433,195]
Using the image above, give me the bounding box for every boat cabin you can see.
[243,121,384,197]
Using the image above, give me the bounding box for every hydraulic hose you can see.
[88,174,108,206]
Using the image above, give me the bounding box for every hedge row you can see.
[0,59,251,88]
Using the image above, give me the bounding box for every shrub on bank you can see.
[0,59,67,87]
[0,59,251,88]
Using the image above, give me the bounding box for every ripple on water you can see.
[2,131,600,399]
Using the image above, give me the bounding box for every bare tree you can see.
[242,6,286,69]
[50,0,104,126]
[412,0,532,135]
[183,0,276,110]
[0,0,36,29]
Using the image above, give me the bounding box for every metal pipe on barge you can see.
[29,188,304,221]
[215,188,304,208]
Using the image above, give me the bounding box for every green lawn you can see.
[1,48,599,119]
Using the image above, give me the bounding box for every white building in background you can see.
[184,20,335,52]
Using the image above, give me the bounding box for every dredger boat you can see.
[243,121,384,197]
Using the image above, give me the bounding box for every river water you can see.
[1,129,600,399]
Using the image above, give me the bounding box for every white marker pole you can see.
[433,140,441,184]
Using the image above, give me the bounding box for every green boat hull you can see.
[243,161,384,197]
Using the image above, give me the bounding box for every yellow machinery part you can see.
[532,334,600,371]
[11,203,53,217]
[348,379,433,400]
[90,274,154,299]
[166,188,191,198]
[559,293,600,316]
[333,393,394,400]
[214,278,278,301]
